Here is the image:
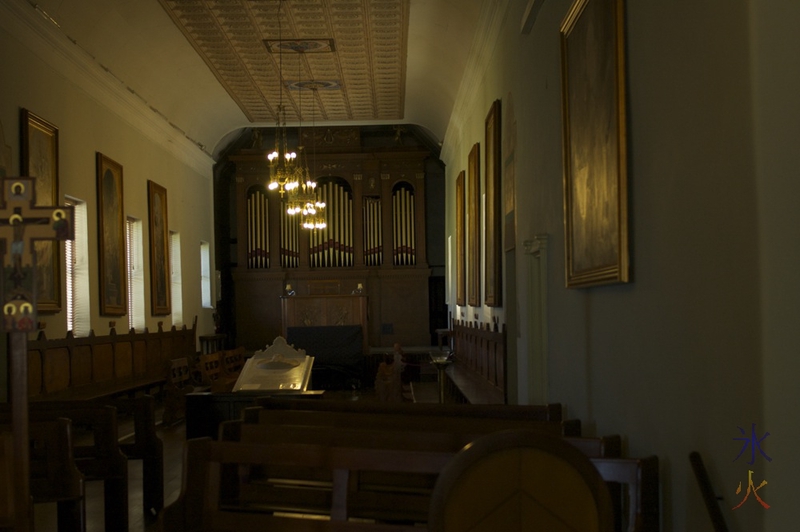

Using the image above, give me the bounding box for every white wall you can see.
[752,0,800,530]
[0,21,217,343]
[442,0,777,529]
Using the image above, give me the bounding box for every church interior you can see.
[1,0,799,530]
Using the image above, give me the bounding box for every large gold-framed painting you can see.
[97,153,127,316]
[467,143,480,307]
[456,171,465,307]
[147,180,171,316]
[20,108,61,312]
[484,100,502,307]
[560,0,629,288]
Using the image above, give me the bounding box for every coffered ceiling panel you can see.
[158,0,409,124]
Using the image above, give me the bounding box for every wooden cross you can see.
[0,176,73,531]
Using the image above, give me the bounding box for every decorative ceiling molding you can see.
[0,0,214,175]
[158,0,409,124]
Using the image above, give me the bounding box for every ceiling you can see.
[17,0,487,160]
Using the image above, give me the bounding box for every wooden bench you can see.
[0,418,85,532]
[445,319,506,404]
[101,395,164,521]
[593,455,660,532]
[25,403,129,532]
[162,431,657,532]
[27,318,197,402]
[163,357,209,426]
[221,417,621,524]
[160,437,454,532]
[0,432,12,529]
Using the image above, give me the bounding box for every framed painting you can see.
[484,100,502,307]
[467,143,480,307]
[97,153,127,315]
[456,171,465,306]
[20,108,61,312]
[147,180,171,316]
[560,0,629,288]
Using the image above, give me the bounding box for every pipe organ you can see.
[309,178,353,268]
[392,183,416,266]
[246,186,269,269]
[280,209,300,268]
[363,197,382,266]
[231,126,432,351]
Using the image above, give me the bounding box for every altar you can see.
[281,294,369,389]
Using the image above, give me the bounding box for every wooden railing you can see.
[447,319,506,404]
[27,317,197,401]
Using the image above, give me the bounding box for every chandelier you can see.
[267,0,301,197]
[286,81,326,229]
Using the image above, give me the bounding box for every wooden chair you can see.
[221,346,245,377]
[690,451,729,532]
[163,357,208,425]
[199,352,237,392]
[428,430,615,532]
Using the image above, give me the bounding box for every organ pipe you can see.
[392,184,415,266]
[247,187,269,269]
[309,179,353,268]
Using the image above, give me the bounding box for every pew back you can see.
[161,437,451,532]
[27,318,197,401]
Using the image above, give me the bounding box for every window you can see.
[170,231,183,326]
[126,217,145,332]
[65,197,90,336]
[200,241,212,307]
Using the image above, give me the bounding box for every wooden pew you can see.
[241,407,578,437]
[27,318,197,403]
[162,433,657,532]
[221,419,621,524]
[163,357,209,426]
[100,395,164,521]
[0,418,85,532]
[26,403,129,532]
[160,437,453,532]
[220,404,613,524]
[446,320,507,404]
[592,456,660,532]
[254,396,564,421]
[0,432,12,529]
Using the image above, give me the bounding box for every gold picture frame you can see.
[467,143,480,307]
[484,100,502,307]
[147,180,171,316]
[97,153,127,316]
[20,109,61,312]
[560,0,629,288]
[456,171,466,307]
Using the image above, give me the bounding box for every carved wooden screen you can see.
[310,177,353,267]
[363,196,382,266]
[392,182,415,266]
[246,185,269,269]
[281,208,300,268]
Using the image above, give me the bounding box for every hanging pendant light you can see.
[302,86,326,230]
[267,0,301,197]
[285,49,318,220]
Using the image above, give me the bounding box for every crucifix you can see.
[0,176,73,531]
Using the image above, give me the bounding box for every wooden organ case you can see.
[230,126,431,352]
